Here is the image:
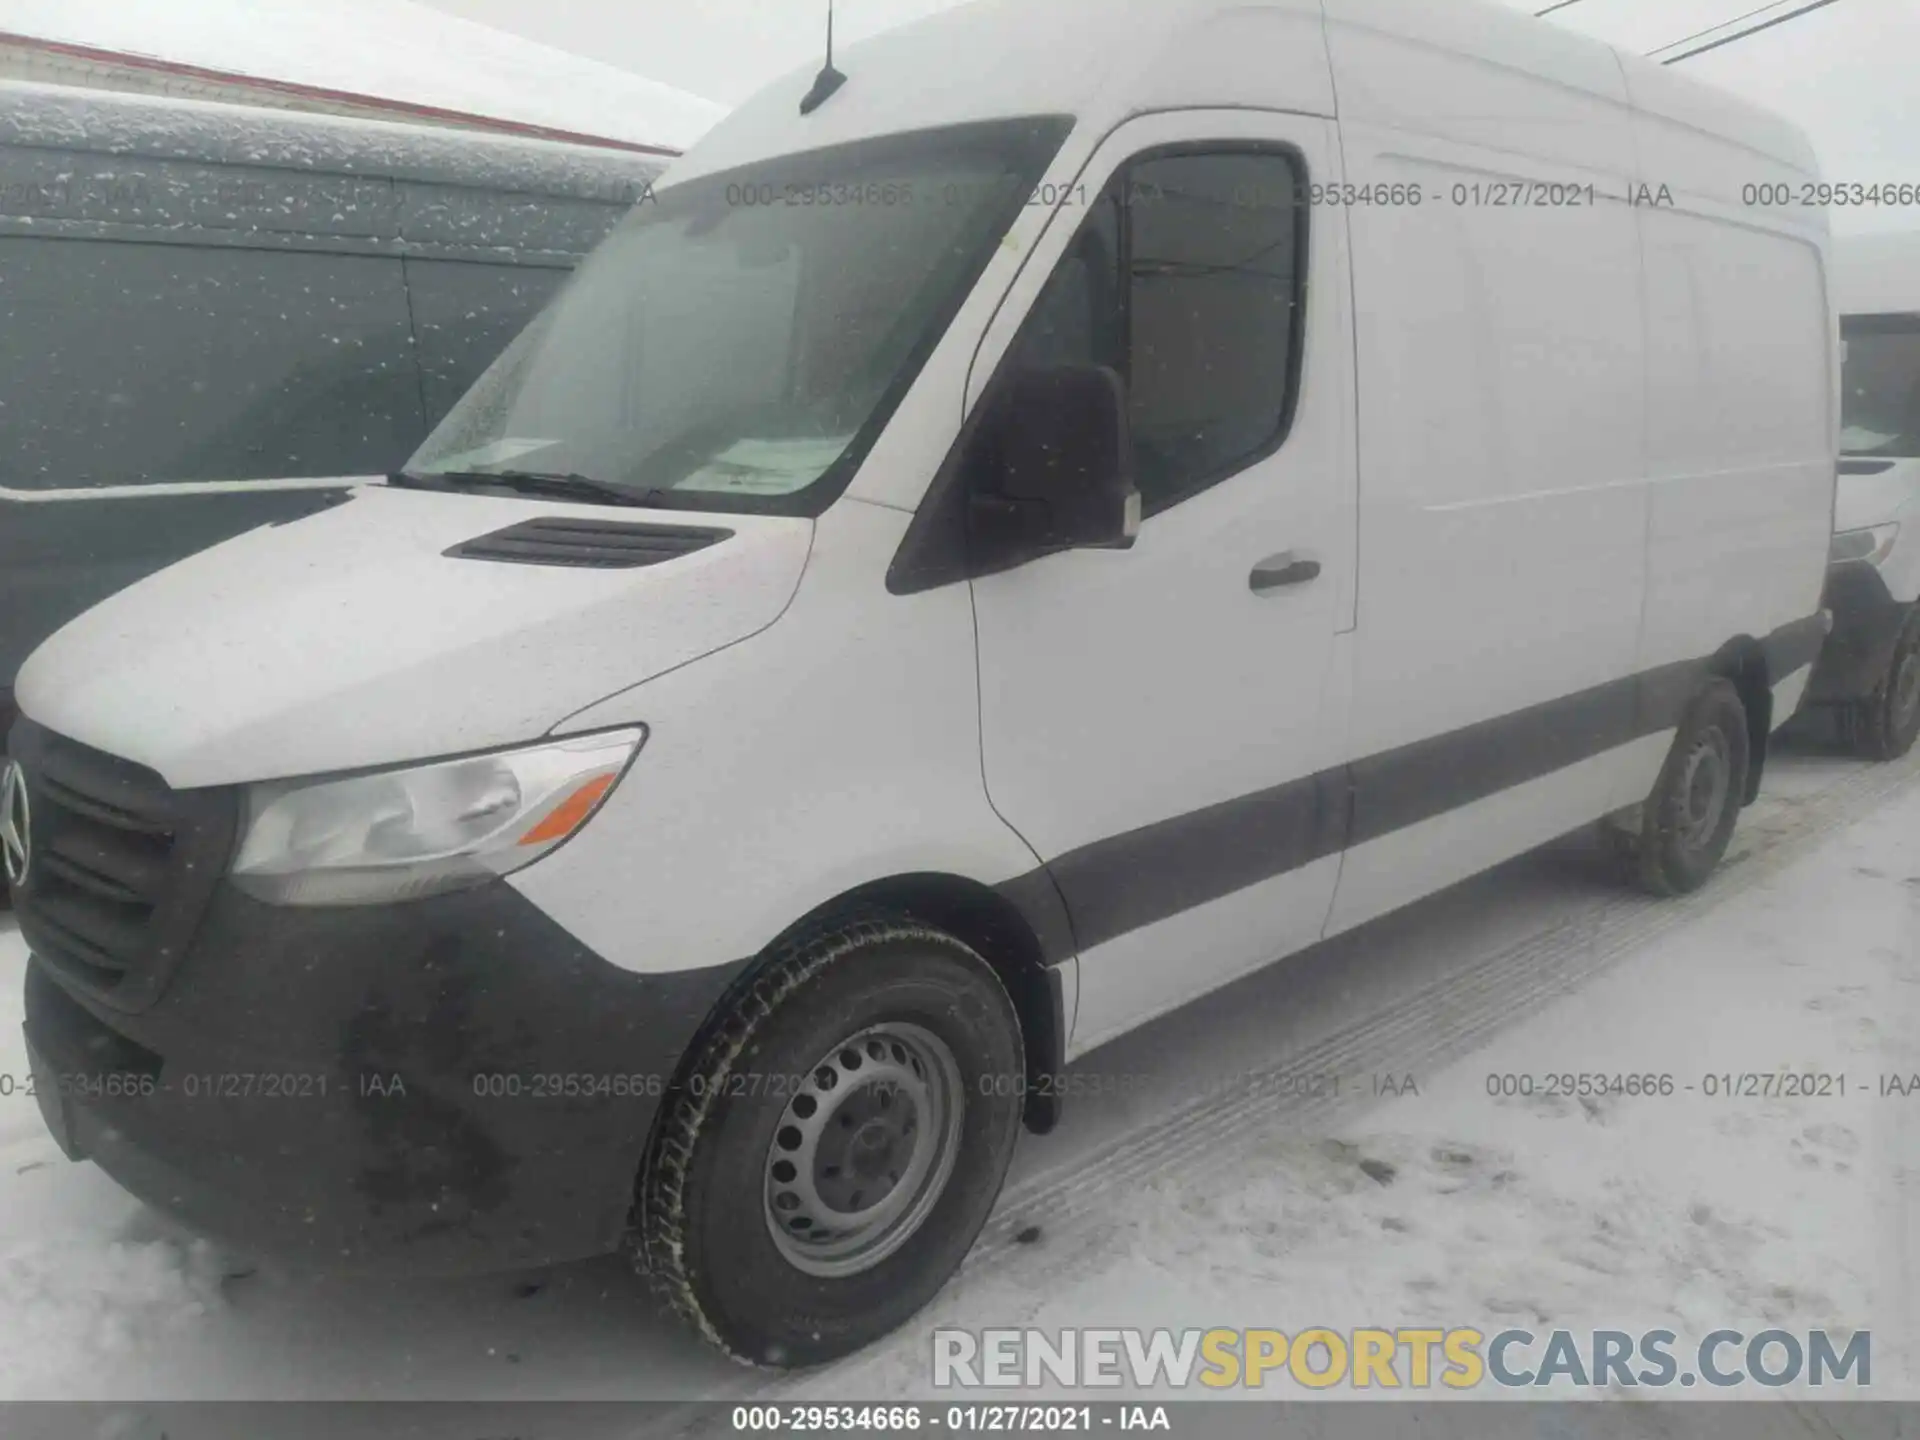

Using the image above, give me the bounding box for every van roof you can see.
[0,78,664,200]
[666,0,1818,188]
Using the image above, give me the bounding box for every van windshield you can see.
[1841,313,1920,458]
[406,117,1071,515]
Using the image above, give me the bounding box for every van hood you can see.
[15,485,812,788]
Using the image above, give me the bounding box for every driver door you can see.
[966,111,1357,1055]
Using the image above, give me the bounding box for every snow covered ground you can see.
[0,0,726,151]
[1,732,1916,1405]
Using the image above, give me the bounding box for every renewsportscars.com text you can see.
[932,1327,1871,1391]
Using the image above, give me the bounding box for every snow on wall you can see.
[0,0,725,153]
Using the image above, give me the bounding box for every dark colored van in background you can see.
[0,79,667,745]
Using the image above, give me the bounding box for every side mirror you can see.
[968,364,1141,566]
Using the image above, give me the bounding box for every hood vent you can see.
[446,517,733,569]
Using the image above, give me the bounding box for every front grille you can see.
[8,719,237,1013]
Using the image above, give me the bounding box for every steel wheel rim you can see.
[1676,727,1731,852]
[764,1021,964,1279]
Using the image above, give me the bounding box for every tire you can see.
[1619,677,1750,897]
[0,700,14,913]
[1849,611,1920,762]
[637,912,1025,1368]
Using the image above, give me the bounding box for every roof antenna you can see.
[799,0,849,115]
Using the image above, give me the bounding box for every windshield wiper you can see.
[389,469,689,510]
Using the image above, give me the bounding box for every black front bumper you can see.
[22,881,743,1276]
[1807,561,1913,704]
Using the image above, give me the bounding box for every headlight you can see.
[1831,523,1900,568]
[230,728,645,906]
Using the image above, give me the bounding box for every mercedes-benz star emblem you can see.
[0,759,29,889]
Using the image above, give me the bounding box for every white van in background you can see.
[1809,231,1920,757]
[6,0,1835,1368]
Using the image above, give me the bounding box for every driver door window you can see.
[1003,147,1307,515]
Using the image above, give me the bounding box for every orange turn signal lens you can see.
[516,772,619,847]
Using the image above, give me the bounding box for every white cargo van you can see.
[1809,231,1920,757]
[6,0,1835,1368]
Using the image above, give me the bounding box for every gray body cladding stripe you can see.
[1001,614,1829,962]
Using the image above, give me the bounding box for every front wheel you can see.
[1619,677,1751,897]
[637,914,1025,1368]
[1848,611,1920,762]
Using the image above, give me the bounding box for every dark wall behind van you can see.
[0,81,667,718]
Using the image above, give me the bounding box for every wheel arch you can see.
[644,869,1071,1168]
[834,872,1069,1135]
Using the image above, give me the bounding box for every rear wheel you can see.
[1618,678,1750,897]
[637,914,1025,1368]
[1848,611,1920,762]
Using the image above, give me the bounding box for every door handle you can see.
[1250,553,1322,594]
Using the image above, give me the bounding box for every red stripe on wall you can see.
[0,29,683,157]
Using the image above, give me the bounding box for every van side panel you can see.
[394,173,627,418]
[0,230,423,689]
[401,258,570,420]
[1621,73,1834,701]
[1635,210,1833,681]
[1323,10,1651,932]
[0,234,427,488]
